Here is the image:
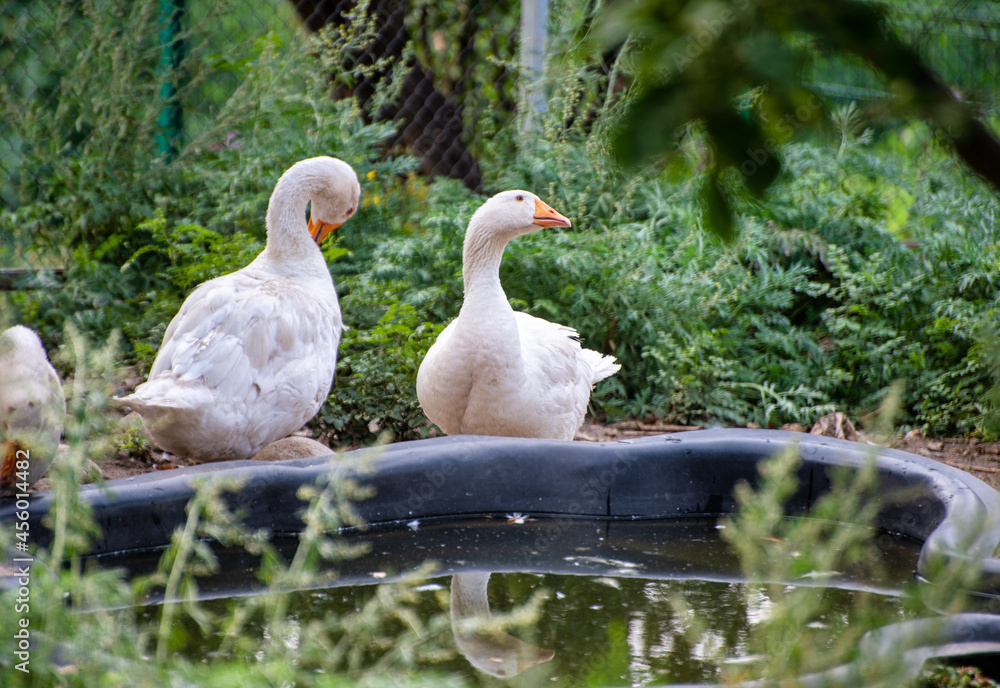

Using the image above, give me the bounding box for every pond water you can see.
[92,517,924,685]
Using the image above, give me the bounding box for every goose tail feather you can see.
[582,349,621,386]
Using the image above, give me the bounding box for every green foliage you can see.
[320,301,443,445]
[600,0,1000,239]
[111,419,154,463]
[2,0,414,355]
[333,105,1000,435]
[921,665,1000,688]
[6,0,1000,444]
[494,102,1000,432]
[4,0,424,445]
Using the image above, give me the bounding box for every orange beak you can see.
[308,217,342,245]
[517,644,556,673]
[532,197,572,228]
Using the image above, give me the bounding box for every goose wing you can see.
[131,271,340,413]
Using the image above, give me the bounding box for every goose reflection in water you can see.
[450,572,554,678]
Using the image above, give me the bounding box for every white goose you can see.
[0,325,65,495]
[119,156,360,462]
[450,571,554,678]
[416,190,620,441]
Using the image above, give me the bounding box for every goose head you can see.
[468,190,572,244]
[267,156,361,251]
[305,157,361,245]
[456,631,555,678]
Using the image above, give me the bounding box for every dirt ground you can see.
[35,411,1000,494]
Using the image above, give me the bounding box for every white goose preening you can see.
[0,325,65,495]
[451,571,555,678]
[119,156,360,462]
[416,190,620,441]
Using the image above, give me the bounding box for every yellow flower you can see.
[367,170,376,180]
[372,194,381,205]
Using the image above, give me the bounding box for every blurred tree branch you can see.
[602,0,1000,239]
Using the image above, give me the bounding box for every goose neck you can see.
[262,175,321,265]
[462,228,509,299]
[451,572,492,619]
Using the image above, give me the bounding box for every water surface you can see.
[96,517,923,685]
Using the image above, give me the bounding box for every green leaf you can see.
[701,174,735,242]
[613,82,694,167]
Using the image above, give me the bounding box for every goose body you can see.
[416,190,619,441]
[119,157,360,461]
[0,325,65,494]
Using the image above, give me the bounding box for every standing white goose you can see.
[0,325,65,495]
[119,156,360,462]
[416,190,619,441]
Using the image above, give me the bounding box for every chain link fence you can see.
[1,0,998,217]
[0,0,521,214]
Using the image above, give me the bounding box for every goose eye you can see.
[515,195,524,202]
[346,207,355,216]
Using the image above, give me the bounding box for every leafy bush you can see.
[5,0,1000,442]
[319,301,443,445]
[1,0,413,348]
[2,0,425,441]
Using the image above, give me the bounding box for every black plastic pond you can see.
[5,429,1000,685]
[110,517,921,685]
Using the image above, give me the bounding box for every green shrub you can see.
[358,105,1000,434]
[1,0,414,354]
[6,0,1000,440]
[320,301,443,445]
